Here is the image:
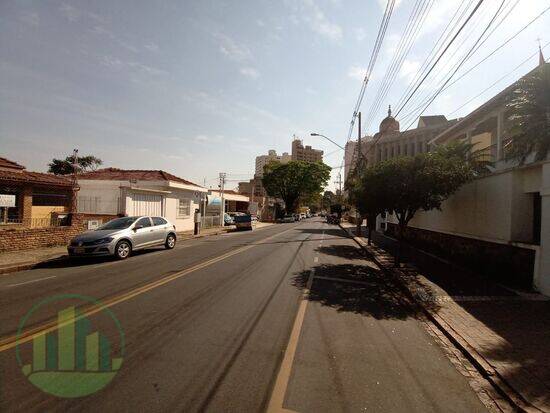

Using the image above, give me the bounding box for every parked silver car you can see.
[68,216,177,259]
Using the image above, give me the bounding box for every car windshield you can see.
[98,217,138,230]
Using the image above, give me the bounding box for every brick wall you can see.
[0,213,119,253]
[385,223,536,289]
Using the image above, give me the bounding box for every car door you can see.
[151,217,169,244]
[132,217,155,248]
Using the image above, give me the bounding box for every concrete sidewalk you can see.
[0,222,274,275]
[341,222,550,413]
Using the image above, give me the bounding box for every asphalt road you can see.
[0,219,488,412]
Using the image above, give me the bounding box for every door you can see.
[151,216,169,244]
[132,217,155,248]
[132,193,163,216]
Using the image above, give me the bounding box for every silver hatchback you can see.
[68,216,177,260]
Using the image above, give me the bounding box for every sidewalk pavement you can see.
[341,222,550,413]
[0,222,274,275]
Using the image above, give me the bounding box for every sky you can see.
[1,0,549,191]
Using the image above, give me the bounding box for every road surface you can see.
[0,219,488,412]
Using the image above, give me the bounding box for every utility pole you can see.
[70,148,79,214]
[356,112,363,236]
[219,172,226,227]
[334,173,343,203]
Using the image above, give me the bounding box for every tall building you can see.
[255,150,291,177]
[291,139,323,163]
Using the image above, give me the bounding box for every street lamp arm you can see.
[310,133,345,150]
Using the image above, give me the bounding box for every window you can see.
[178,198,191,217]
[152,217,168,226]
[135,217,152,228]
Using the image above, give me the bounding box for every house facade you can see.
[0,156,74,228]
[77,168,208,232]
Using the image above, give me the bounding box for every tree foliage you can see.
[48,155,103,175]
[505,63,550,164]
[262,161,331,213]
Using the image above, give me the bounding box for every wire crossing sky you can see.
[0,0,548,191]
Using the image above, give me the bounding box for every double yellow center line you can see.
[0,225,296,353]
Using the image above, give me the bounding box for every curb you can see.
[339,223,544,413]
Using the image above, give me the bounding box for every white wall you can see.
[78,179,205,232]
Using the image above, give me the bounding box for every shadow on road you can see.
[34,248,165,269]
[295,228,349,238]
[292,263,440,320]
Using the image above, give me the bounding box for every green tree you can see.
[321,190,335,211]
[48,155,103,175]
[262,161,331,213]
[346,168,387,245]
[361,151,474,264]
[505,63,550,164]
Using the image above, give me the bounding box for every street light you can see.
[310,133,345,150]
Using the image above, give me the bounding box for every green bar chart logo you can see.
[16,294,125,398]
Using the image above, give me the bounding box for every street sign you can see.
[0,194,16,207]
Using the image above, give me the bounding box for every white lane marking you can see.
[6,275,57,288]
[313,256,319,263]
[267,269,314,413]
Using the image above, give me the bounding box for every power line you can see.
[362,0,434,132]
[398,0,522,124]
[394,0,487,118]
[401,0,510,131]
[448,40,550,116]
[401,1,550,121]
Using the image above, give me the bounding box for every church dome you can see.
[379,105,400,133]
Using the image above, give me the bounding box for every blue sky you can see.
[1,0,548,190]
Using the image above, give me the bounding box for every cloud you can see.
[289,0,343,41]
[217,34,252,62]
[100,56,168,76]
[240,67,260,79]
[399,59,420,81]
[194,134,224,143]
[354,28,367,42]
[19,12,39,26]
[348,66,369,81]
[144,42,160,52]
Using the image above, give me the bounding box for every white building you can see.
[255,150,291,177]
[384,62,550,295]
[76,168,208,232]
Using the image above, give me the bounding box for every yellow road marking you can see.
[267,269,313,413]
[0,225,296,353]
[267,228,324,413]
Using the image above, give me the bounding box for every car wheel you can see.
[165,233,176,249]
[115,240,131,260]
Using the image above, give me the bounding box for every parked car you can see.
[68,216,177,260]
[233,214,253,230]
[281,215,295,223]
[293,213,301,221]
[224,213,234,226]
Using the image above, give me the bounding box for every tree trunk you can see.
[356,213,362,237]
[395,222,405,267]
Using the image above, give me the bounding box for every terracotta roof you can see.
[0,157,25,170]
[0,170,72,187]
[78,168,203,188]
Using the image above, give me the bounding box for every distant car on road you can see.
[280,215,295,223]
[68,216,177,260]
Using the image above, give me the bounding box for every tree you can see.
[346,167,387,245]
[262,161,331,213]
[48,155,103,175]
[505,63,550,165]
[321,190,336,211]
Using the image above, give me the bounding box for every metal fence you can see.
[201,215,222,229]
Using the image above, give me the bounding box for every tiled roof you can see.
[0,170,72,187]
[0,157,25,170]
[78,168,203,188]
